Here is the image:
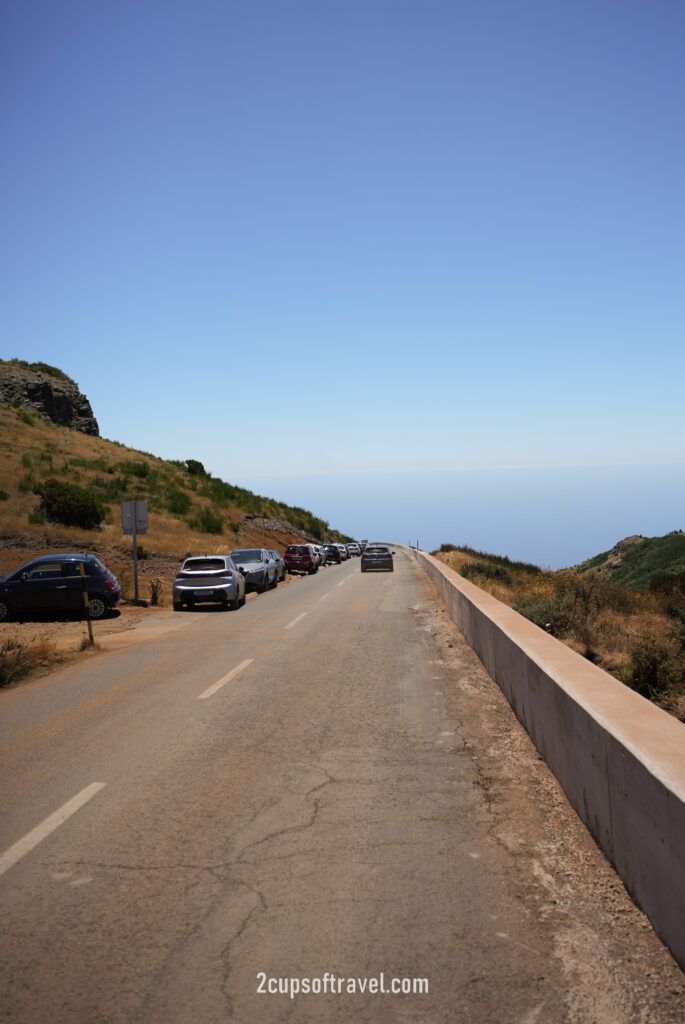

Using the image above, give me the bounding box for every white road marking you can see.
[284,612,307,630]
[0,782,106,878]
[337,579,347,587]
[198,658,254,700]
[320,593,331,601]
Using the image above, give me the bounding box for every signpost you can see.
[121,501,148,603]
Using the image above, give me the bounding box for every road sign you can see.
[121,501,148,535]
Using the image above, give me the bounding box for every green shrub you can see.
[229,520,240,534]
[185,459,206,476]
[623,639,677,699]
[166,487,192,515]
[28,511,45,524]
[16,408,34,425]
[37,478,106,529]
[0,489,8,501]
[189,507,223,534]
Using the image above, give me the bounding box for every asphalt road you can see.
[1,550,684,1023]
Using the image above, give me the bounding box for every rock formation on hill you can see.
[0,359,99,436]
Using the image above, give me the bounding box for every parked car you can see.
[230,548,277,592]
[337,544,349,560]
[323,543,342,563]
[173,555,246,611]
[284,544,319,574]
[268,550,286,583]
[314,545,327,567]
[0,553,120,621]
[360,544,394,572]
[347,543,361,557]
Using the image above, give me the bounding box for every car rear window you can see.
[183,558,226,571]
[231,550,263,562]
[286,546,309,554]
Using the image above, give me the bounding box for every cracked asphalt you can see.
[1,550,684,1023]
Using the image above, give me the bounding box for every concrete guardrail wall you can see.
[405,546,685,970]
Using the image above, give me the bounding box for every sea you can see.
[234,464,685,571]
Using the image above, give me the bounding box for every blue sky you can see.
[2,1,684,559]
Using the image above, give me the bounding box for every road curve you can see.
[1,550,683,1023]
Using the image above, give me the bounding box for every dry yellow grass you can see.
[432,550,684,722]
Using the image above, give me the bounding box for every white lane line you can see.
[284,612,307,630]
[0,782,106,879]
[337,579,347,587]
[198,658,254,700]
[320,592,331,601]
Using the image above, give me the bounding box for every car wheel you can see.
[230,593,240,610]
[361,567,366,572]
[173,601,183,611]
[259,576,269,593]
[88,596,107,620]
[0,598,11,622]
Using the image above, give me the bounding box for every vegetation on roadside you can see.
[432,540,685,722]
[0,403,351,550]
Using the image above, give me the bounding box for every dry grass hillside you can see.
[433,544,685,723]
[0,402,352,686]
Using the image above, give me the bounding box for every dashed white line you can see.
[320,592,332,601]
[337,579,347,587]
[197,658,254,700]
[284,612,307,630]
[0,782,106,878]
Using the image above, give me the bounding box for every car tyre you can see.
[173,601,183,611]
[88,596,107,620]
[0,598,11,622]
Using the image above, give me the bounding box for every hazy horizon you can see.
[234,463,685,570]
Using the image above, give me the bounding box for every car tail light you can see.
[105,580,116,591]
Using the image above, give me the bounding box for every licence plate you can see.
[195,589,213,597]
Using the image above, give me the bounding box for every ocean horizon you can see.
[233,463,685,571]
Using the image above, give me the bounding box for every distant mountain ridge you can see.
[0,358,99,436]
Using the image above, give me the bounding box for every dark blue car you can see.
[0,553,120,622]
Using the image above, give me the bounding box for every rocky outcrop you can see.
[0,360,99,435]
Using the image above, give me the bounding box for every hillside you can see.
[573,532,685,590]
[0,401,352,593]
[432,541,684,723]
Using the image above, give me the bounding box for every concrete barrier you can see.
[407,547,685,970]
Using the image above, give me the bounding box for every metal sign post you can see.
[121,501,148,603]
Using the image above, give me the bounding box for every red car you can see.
[284,544,319,575]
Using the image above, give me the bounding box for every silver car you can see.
[173,555,246,610]
[230,548,277,593]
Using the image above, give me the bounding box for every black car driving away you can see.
[0,553,121,621]
[360,544,394,572]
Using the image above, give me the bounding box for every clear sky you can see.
[2,1,684,558]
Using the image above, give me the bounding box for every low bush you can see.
[37,478,106,529]
[189,507,223,534]
[166,487,192,515]
[460,561,512,585]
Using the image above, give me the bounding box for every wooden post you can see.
[79,561,94,645]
